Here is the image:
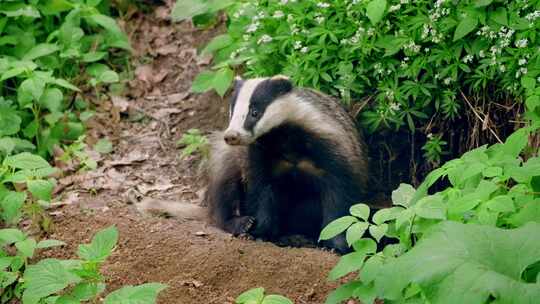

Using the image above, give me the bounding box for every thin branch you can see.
[459,90,503,144]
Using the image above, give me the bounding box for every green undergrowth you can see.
[1,0,166,302]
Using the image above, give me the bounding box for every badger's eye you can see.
[250,109,259,117]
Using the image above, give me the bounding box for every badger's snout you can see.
[223,129,251,146]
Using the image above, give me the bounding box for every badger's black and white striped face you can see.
[224,76,293,146]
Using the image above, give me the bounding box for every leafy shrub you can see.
[1,225,166,303]
[235,287,292,304]
[187,0,540,133]
[177,128,210,159]
[0,0,129,159]
[320,124,540,304]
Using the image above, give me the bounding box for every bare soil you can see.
[41,2,344,303]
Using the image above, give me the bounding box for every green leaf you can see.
[54,78,80,91]
[0,107,21,136]
[368,224,388,242]
[414,196,446,220]
[23,44,60,61]
[453,15,478,41]
[37,239,66,249]
[0,228,26,245]
[94,138,113,154]
[345,222,369,247]
[171,0,209,22]
[4,152,51,170]
[486,195,515,213]
[262,295,293,304]
[77,226,118,262]
[475,0,493,7]
[490,7,507,25]
[22,259,82,304]
[236,287,265,304]
[0,137,15,155]
[319,216,358,241]
[325,281,362,304]
[82,52,107,63]
[191,71,216,93]
[27,179,55,202]
[372,207,403,225]
[71,282,106,301]
[213,67,234,97]
[349,203,370,221]
[373,222,540,303]
[526,96,540,111]
[201,34,233,56]
[18,77,45,105]
[99,70,119,83]
[503,127,529,158]
[15,238,37,258]
[40,88,64,112]
[366,0,387,25]
[103,283,167,304]
[38,0,74,15]
[329,251,366,281]
[507,199,540,227]
[522,77,536,90]
[0,191,26,223]
[391,183,416,207]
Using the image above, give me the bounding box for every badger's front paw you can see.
[229,216,255,236]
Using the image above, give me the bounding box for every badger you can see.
[205,75,369,252]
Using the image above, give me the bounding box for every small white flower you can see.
[246,22,259,33]
[400,61,408,68]
[515,38,528,48]
[519,58,527,66]
[315,16,325,24]
[389,4,401,12]
[367,28,375,36]
[462,54,473,64]
[350,36,359,44]
[400,0,409,4]
[389,102,400,111]
[317,2,330,8]
[300,46,309,53]
[434,73,440,79]
[243,34,250,41]
[443,77,452,85]
[427,133,434,139]
[537,76,540,83]
[293,40,302,49]
[257,34,272,44]
[273,10,284,18]
[520,67,528,75]
[287,14,294,22]
[479,50,485,58]
[499,65,506,72]
[280,0,289,4]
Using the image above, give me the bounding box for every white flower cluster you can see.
[525,10,540,22]
[385,90,395,101]
[229,47,247,60]
[245,12,266,34]
[515,38,528,48]
[429,0,450,23]
[292,41,309,53]
[400,57,409,68]
[421,24,444,43]
[373,63,384,75]
[257,34,273,44]
[280,0,297,4]
[341,27,365,45]
[389,4,401,12]
[403,41,421,53]
[317,2,330,8]
[516,67,528,78]
[462,54,473,64]
[389,102,400,112]
[273,10,284,19]
[314,12,325,24]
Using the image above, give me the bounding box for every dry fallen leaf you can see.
[111,96,130,112]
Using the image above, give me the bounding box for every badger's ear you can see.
[269,75,293,96]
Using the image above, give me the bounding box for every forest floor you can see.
[40,2,346,304]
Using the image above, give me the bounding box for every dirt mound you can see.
[43,3,346,304]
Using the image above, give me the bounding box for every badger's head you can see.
[224,75,293,146]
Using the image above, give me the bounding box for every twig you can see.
[459,90,503,144]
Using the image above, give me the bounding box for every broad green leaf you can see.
[453,15,478,41]
[349,203,370,221]
[319,216,358,241]
[346,222,369,246]
[490,7,507,25]
[328,251,366,281]
[15,238,37,258]
[526,96,540,111]
[18,77,46,105]
[77,226,118,262]
[475,0,493,7]
[213,67,234,97]
[373,222,540,303]
[0,107,21,136]
[414,196,446,220]
[482,166,502,177]
[82,52,107,63]
[54,78,80,91]
[38,0,74,15]
[391,183,415,207]
[201,34,233,56]
[366,0,387,25]
[0,228,26,245]
[0,191,26,223]
[26,179,54,202]
[503,127,529,158]
[94,138,113,154]
[368,224,388,242]
[5,152,51,170]
[237,287,265,304]
[103,283,167,304]
[72,282,106,301]
[171,0,208,22]
[37,239,66,249]
[40,88,63,112]
[521,77,536,91]
[22,259,82,304]
[0,137,15,155]
[486,195,515,213]
[99,70,119,83]
[262,295,293,304]
[372,207,403,225]
[507,199,540,227]
[325,281,362,304]
[191,70,216,93]
[23,44,60,61]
